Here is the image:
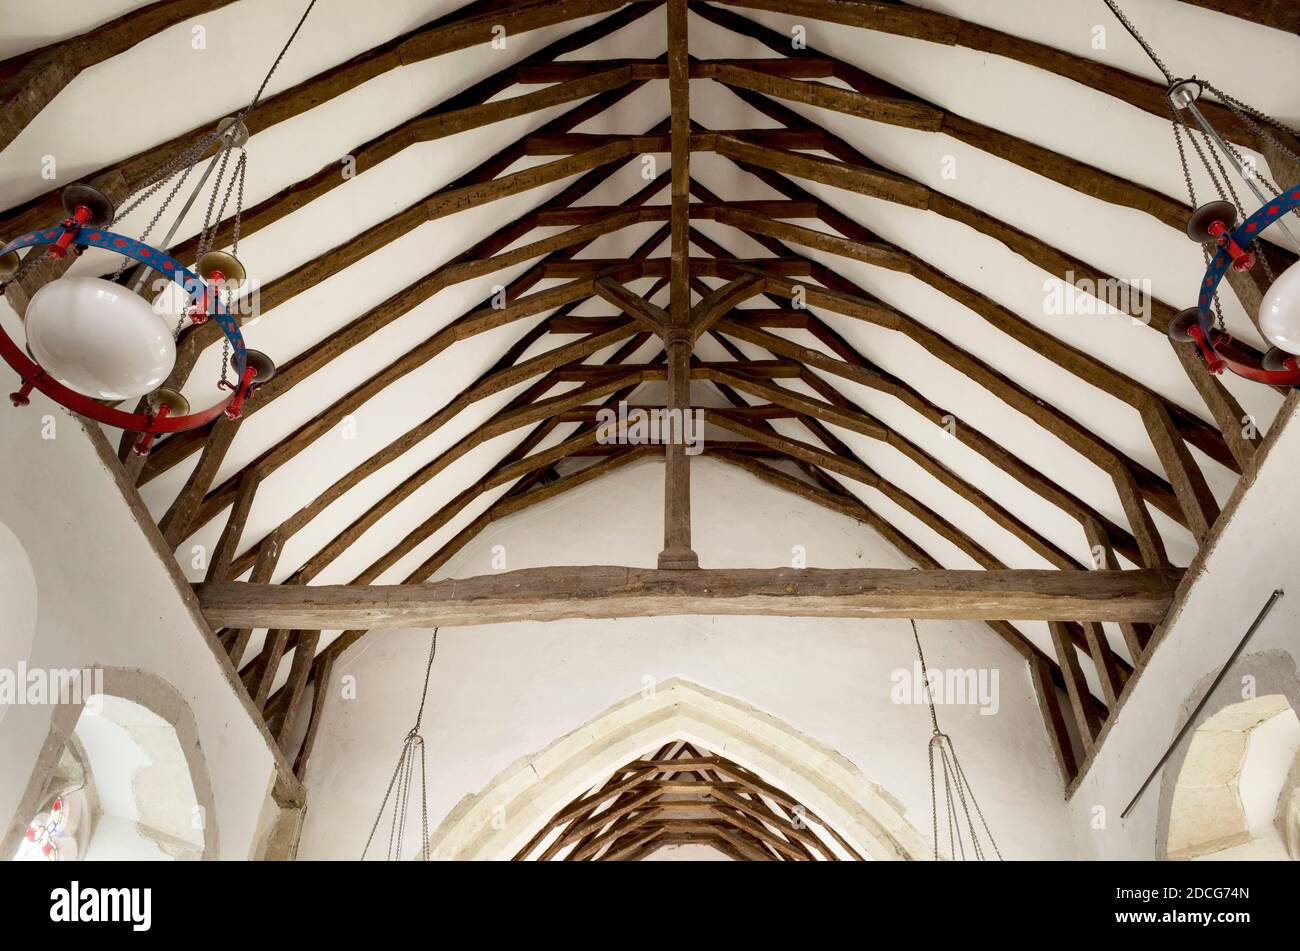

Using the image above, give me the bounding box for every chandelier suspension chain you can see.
[1097,0,1300,355]
[107,0,320,262]
[111,136,221,284]
[909,616,1002,861]
[1100,0,1174,83]
[362,629,437,861]
[111,132,220,228]
[1107,0,1300,228]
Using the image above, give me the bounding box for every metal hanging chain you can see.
[112,139,218,282]
[909,617,1002,861]
[112,131,221,228]
[230,152,248,256]
[1101,0,1174,83]
[1105,0,1300,262]
[193,142,238,263]
[361,629,438,861]
[1203,79,1300,151]
[237,0,319,122]
[109,0,319,244]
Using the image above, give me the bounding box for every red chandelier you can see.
[0,1,321,455]
[1102,0,1300,388]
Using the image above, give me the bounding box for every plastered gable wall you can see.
[0,396,279,859]
[299,457,1077,860]
[1069,399,1300,860]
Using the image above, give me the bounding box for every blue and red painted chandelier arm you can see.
[0,223,257,435]
[1180,185,1300,387]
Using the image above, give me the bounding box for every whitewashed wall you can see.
[1070,398,1300,859]
[0,393,280,859]
[298,457,1077,860]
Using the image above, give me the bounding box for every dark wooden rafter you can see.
[708,0,1283,151]
[1174,0,1300,33]
[0,0,239,153]
[680,18,1263,465]
[0,0,655,240]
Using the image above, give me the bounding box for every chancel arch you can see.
[424,678,927,861]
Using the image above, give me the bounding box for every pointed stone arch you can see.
[2,666,220,861]
[425,677,927,860]
[1157,650,1300,860]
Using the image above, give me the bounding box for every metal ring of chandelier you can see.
[1172,185,1300,388]
[0,219,256,435]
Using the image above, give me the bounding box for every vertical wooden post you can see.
[659,0,698,570]
[1082,516,1154,662]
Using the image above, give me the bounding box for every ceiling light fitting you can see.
[1101,0,1300,387]
[0,0,320,454]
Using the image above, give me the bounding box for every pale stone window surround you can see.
[1156,650,1300,860]
[424,677,928,860]
[2,666,220,860]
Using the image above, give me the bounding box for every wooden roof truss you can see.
[3,0,1294,805]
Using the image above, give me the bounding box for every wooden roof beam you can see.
[1175,0,1300,33]
[0,0,656,237]
[196,565,1185,630]
[138,116,676,484]
[0,0,239,153]
[707,71,1264,469]
[705,0,1271,149]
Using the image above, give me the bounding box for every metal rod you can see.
[129,126,241,293]
[1120,588,1284,819]
[1183,99,1300,253]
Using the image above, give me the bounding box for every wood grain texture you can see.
[197,565,1184,629]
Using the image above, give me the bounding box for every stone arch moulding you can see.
[2,666,220,861]
[1156,649,1300,860]
[426,677,928,860]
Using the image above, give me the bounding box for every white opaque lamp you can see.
[1260,259,1300,356]
[24,276,176,400]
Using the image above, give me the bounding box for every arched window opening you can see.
[1167,694,1300,861]
[13,741,93,862]
[9,692,208,861]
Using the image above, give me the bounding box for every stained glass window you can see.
[13,795,77,861]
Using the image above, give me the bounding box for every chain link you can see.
[361,629,437,861]
[1101,0,1174,82]
[910,616,1002,860]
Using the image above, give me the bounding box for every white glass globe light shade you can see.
[24,276,176,400]
[1260,259,1300,356]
